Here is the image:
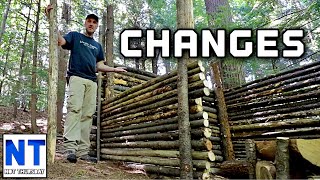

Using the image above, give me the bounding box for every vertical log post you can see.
[210,62,234,160]
[176,0,194,179]
[245,139,257,179]
[48,0,59,164]
[275,137,290,179]
[105,5,115,98]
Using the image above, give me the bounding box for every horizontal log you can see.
[232,127,320,139]
[102,119,210,139]
[226,76,320,105]
[113,85,130,91]
[102,103,178,126]
[231,118,320,131]
[101,115,207,133]
[102,110,177,129]
[226,69,320,101]
[101,149,216,161]
[114,78,138,87]
[203,96,215,103]
[190,111,208,120]
[224,61,320,96]
[103,61,202,105]
[102,132,178,142]
[212,160,250,178]
[102,96,177,121]
[115,63,158,78]
[230,109,320,125]
[125,164,210,179]
[229,99,320,121]
[117,71,153,81]
[100,139,214,151]
[101,154,210,169]
[203,106,217,114]
[191,128,212,138]
[113,73,147,84]
[227,86,320,112]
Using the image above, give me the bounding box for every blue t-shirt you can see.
[62,31,104,81]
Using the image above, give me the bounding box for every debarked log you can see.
[113,73,147,84]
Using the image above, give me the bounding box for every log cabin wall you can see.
[223,60,320,159]
[90,61,223,179]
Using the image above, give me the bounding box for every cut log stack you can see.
[101,64,158,97]
[223,60,320,139]
[89,61,224,179]
[222,60,320,177]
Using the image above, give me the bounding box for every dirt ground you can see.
[0,106,151,179]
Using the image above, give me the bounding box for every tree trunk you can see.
[105,5,115,99]
[205,0,245,90]
[211,62,234,160]
[47,0,59,164]
[0,45,10,95]
[176,0,194,178]
[152,49,160,74]
[30,0,41,133]
[275,137,290,179]
[0,0,12,45]
[56,4,71,134]
[13,3,31,118]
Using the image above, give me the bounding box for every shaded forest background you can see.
[0,0,319,121]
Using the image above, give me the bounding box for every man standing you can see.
[46,5,126,163]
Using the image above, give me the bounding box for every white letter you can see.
[202,29,225,57]
[257,30,279,57]
[230,30,253,57]
[283,29,304,57]
[120,30,142,57]
[147,29,170,57]
[174,30,198,57]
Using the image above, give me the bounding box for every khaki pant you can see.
[63,76,97,156]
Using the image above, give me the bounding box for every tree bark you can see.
[13,3,31,118]
[0,45,10,95]
[210,62,234,160]
[30,0,41,133]
[105,5,115,99]
[275,137,290,179]
[47,0,59,164]
[0,0,12,45]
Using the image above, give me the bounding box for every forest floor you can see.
[0,106,152,179]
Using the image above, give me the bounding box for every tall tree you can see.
[105,5,115,99]
[0,45,10,95]
[47,0,59,164]
[176,0,194,179]
[30,0,41,133]
[13,3,31,118]
[57,2,70,134]
[205,0,245,89]
[0,0,12,45]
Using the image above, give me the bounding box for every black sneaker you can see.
[79,154,97,163]
[64,150,77,163]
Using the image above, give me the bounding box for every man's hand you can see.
[45,4,53,18]
[114,67,127,72]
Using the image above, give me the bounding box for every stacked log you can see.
[93,61,223,179]
[223,60,320,139]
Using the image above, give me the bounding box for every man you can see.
[45,5,126,163]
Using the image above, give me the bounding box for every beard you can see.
[85,28,95,36]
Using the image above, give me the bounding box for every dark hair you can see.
[86,14,99,22]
